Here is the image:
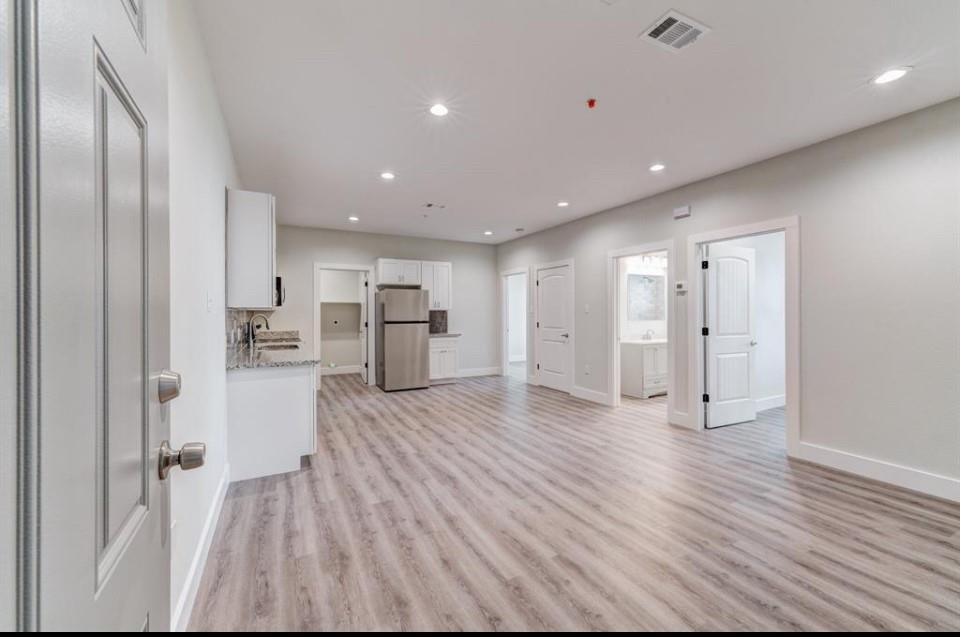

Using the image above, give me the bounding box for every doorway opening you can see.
[700,231,786,432]
[607,241,674,410]
[313,263,376,388]
[501,269,529,381]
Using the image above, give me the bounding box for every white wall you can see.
[498,100,960,493]
[0,0,15,628]
[168,0,241,629]
[273,226,499,373]
[507,274,527,362]
[717,232,786,409]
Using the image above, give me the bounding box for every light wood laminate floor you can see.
[189,375,960,631]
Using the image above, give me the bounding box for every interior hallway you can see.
[188,375,960,631]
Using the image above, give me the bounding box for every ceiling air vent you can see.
[643,10,710,52]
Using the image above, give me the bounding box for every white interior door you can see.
[705,244,757,428]
[360,272,369,382]
[36,0,177,630]
[536,265,572,392]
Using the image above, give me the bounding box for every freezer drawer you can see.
[381,323,430,391]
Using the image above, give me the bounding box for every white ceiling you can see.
[194,0,960,244]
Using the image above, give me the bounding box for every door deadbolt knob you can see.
[159,441,206,480]
[158,370,182,403]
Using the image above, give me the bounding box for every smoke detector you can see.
[643,10,710,52]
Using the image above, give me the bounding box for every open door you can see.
[705,244,757,428]
[19,0,203,630]
[360,272,369,383]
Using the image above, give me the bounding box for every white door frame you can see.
[687,216,800,456]
[606,240,676,417]
[532,258,575,391]
[499,267,531,379]
[313,262,376,387]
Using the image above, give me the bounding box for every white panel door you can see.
[536,265,572,393]
[359,272,369,383]
[705,245,757,428]
[34,0,179,631]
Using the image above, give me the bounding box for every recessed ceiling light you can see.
[430,103,449,117]
[557,201,570,208]
[873,67,912,85]
[484,231,493,236]
[649,163,666,173]
[380,172,395,180]
[348,216,359,223]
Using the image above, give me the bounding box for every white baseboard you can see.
[794,442,960,503]
[459,367,501,378]
[755,394,786,411]
[320,365,362,376]
[571,385,611,406]
[172,464,230,632]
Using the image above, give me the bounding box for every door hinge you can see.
[365,362,369,369]
[537,363,540,370]
[365,281,369,287]
[701,327,709,336]
[536,280,539,286]
[365,321,368,328]
[702,393,710,403]
[536,321,540,328]
[701,260,709,270]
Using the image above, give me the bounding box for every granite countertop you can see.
[430,332,462,338]
[227,346,321,370]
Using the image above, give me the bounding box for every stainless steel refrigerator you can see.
[376,288,430,391]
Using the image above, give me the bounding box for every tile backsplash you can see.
[429,310,448,334]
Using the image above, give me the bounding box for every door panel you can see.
[536,265,572,392]
[706,245,757,428]
[360,272,368,383]
[38,0,170,630]
[383,323,430,390]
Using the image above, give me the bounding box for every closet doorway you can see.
[313,263,376,388]
[500,268,529,382]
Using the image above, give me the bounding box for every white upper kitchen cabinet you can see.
[377,258,421,286]
[421,261,452,310]
[227,188,276,309]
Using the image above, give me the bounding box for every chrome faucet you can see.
[248,313,271,350]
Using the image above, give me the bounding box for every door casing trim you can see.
[499,267,530,380]
[686,216,800,458]
[531,258,575,393]
[605,240,676,417]
[312,262,376,387]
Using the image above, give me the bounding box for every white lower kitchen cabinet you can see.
[429,336,459,384]
[620,340,668,399]
[227,364,317,481]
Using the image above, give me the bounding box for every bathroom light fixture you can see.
[649,163,666,172]
[873,67,912,85]
[484,231,493,236]
[430,103,449,117]
[557,201,569,208]
[380,172,395,180]
[348,216,359,223]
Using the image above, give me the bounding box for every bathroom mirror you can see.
[627,274,666,321]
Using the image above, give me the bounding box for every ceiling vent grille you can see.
[643,10,710,52]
